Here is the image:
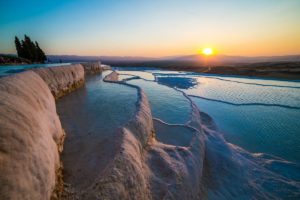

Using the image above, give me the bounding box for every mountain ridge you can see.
[46,54,300,65]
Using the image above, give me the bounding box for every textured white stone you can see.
[0,71,65,199]
[34,64,84,99]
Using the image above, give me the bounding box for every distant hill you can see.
[170,54,300,65]
[2,53,299,79]
[47,55,156,63]
[3,53,300,67]
[47,54,300,66]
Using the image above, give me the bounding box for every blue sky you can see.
[1,0,300,56]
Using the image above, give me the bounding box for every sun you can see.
[202,48,213,55]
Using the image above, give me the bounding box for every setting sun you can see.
[202,48,213,56]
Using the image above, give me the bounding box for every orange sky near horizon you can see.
[1,0,300,57]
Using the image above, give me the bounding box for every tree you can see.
[14,35,47,63]
[23,35,36,61]
[14,36,24,58]
[35,42,47,62]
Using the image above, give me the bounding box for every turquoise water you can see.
[3,65,299,195]
[183,76,300,164]
[57,72,137,136]
[184,76,300,108]
[118,68,300,164]
[56,72,137,188]
[0,63,71,76]
[119,68,300,198]
[127,79,191,124]
[153,119,196,147]
[191,97,300,163]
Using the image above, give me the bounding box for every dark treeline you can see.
[15,35,47,63]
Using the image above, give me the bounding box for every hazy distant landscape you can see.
[49,54,300,79]
[46,54,300,64]
[2,53,300,79]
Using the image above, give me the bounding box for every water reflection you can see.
[156,76,198,89]
[57,73,137,189]
[127,79,191,124]
[119,67,300,164]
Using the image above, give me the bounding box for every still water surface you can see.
[118,67,300,164]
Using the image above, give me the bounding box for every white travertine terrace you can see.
[103,71,119,81]
[0,71,65,199]
[0,64,86,199]
[101,64,111,70]
[81,61,111,74]
[92,71,300,199]
[81,72,205,199]
[1,67,298,200]
[0,69,223,199]
[81,61,102,74]
[83,77,155,199]
[34,64,85,99]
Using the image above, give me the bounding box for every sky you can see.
[0,0,300,57]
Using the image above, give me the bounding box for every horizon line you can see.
[2,53,300,59]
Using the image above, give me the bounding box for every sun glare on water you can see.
[202,48,213,56]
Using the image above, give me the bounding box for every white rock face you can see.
[78,72,206,200]
[101,64,111,70]
[81,62,111,73]
[82,88,154,200]
[87,71,300,199]
[0,71,65,200]
[81,62,102,74]
[34,64,84,99]
[103,71,119,81]
[2,69,295,199]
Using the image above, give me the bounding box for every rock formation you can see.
[89,72,206,200]
[34,64,85,99]
[0,71,65,199]
[103,71,119,81]
[81,61,112,74]
[0,64,88,199]
[81,61,102,74]
[1,67,298,200]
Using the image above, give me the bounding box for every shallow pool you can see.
[118,67,300,164]
[56,72,137,189]
[127,79,191,124]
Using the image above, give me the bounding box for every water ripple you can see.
[188,95,300,110]
[203,76,300,89]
